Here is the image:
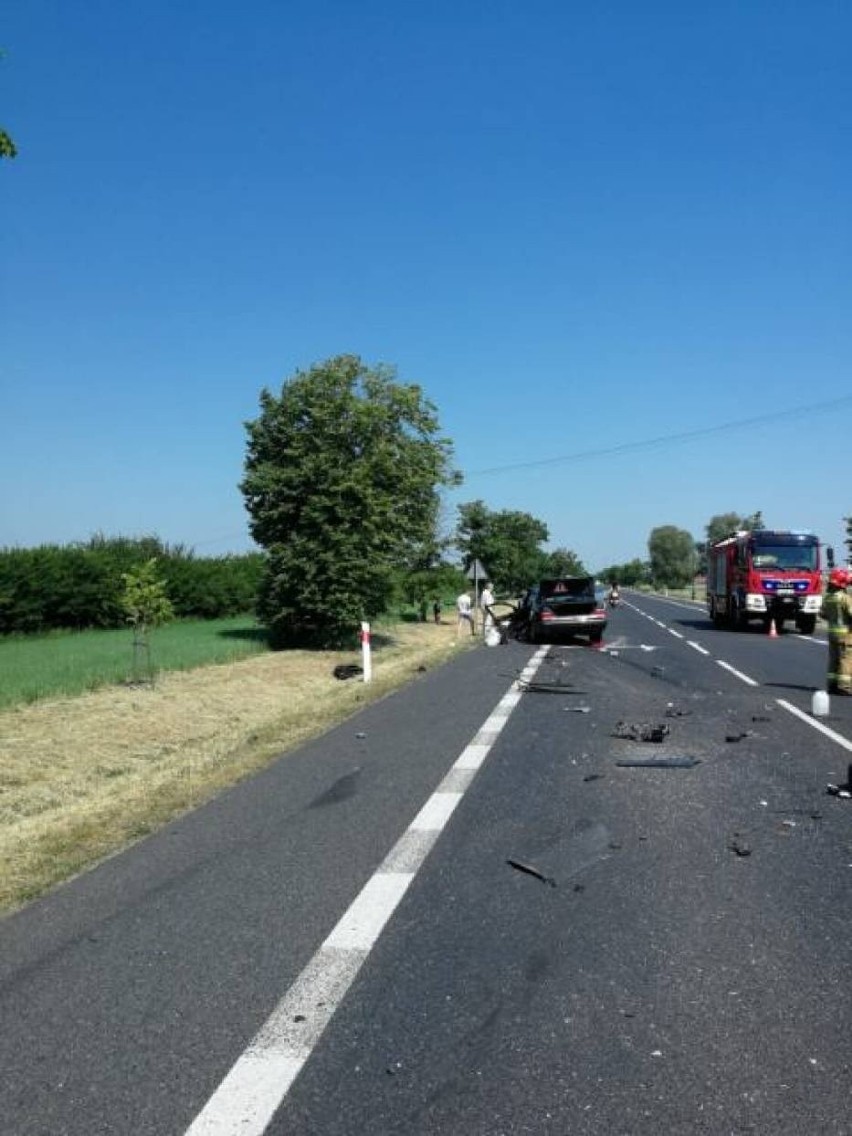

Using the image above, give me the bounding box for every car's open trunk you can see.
[539,577,597,614]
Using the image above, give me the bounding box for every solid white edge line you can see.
[183,646,547,1136]
[323,872,415,950]
[716,659,759,686]
[776,699,852,753]
[687,641,710,656]
[454,743,490,770]
[409,791,464,832]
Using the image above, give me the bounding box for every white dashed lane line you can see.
[776,699,852,753]
[628,601,852,753]
[716,660,759,687]
[184,647,549,1136]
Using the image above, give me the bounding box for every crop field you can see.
[0,616,270,710]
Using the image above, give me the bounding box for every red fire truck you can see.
[706,529,823,634]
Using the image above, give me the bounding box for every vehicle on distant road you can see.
[525,576,608,644]
[706,528,823,634]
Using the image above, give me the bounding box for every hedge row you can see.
[0,536,264,634]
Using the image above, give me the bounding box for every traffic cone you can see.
[768,618,778,638]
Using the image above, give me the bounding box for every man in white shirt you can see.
[480,582,495,632]
[456,590,475,636]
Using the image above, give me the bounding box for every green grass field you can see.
[0,616,271,710]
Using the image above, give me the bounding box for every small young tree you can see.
[121,559,174,682]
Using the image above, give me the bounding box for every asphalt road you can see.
[2,595,851,1135]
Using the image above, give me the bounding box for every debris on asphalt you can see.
[506,858,557,887]
[751,714,772,722]
[518,679,575,693]
[583,773,604,782]
[651,665,665,678]
[665,703,692,718]
[725,730,753,743]
[616,756,700,769]
[333,663,363,680]
[613,721,670,743]
[565,705,591,713]
[355,732,366,739]
[728,835,752,857]
[826,763,852,797]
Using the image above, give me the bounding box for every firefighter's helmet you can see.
[829,568,849,589]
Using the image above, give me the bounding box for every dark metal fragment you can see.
[506,859,557,887]
[615,756,700,769]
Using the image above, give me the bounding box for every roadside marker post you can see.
[360,622,372,683]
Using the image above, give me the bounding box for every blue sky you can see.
[3,0,851,571]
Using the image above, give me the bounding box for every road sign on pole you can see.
[466,559,488,629]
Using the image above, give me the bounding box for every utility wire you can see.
[467,394,852,477]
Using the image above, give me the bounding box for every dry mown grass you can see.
[0,620,475,914]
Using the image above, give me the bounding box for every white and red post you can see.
[360,621,372,683]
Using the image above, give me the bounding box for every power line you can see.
[467,395,852,477]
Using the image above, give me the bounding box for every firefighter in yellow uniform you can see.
[823,568,852,695]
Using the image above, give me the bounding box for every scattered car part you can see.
[613,721,670,743]
[506,859,557,887]
[615,756,700,769]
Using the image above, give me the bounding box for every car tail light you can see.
[595,606,606,616]
[539,606,554,621]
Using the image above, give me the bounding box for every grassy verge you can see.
[0,616,270,710]
[0,618,478,914]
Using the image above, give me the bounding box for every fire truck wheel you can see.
[796,615,816,635]
[730,599,747,630]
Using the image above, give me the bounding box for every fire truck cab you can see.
[707,529,822,634]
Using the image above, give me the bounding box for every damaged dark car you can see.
[523,576,608,645]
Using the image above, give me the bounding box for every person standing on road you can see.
[823,568,852,695]
[480,581,495,633]
[456,590,475,636]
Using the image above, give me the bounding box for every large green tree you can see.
[600,558,648,586]
[705,510,764,547]
[542,546,586,578]
[455,500,549,594]
[705,512,744,546]
[241,355,459,643]
[648,525,696,588]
